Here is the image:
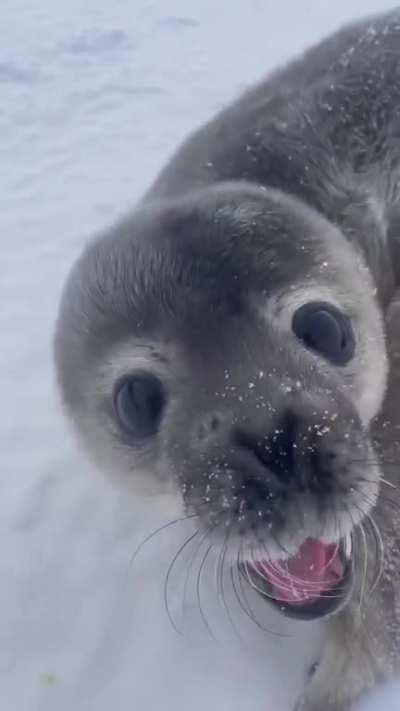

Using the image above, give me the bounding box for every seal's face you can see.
[55,182,387,621]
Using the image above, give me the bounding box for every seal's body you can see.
[55,8,400,710]
[147,8,400,300]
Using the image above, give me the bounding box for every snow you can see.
[2,0,399,709]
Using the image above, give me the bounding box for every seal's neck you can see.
[339,194,395,308]
[315,176,396,308]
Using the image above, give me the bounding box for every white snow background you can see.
[3,0,400,709]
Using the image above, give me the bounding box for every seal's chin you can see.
[243,536,354,620]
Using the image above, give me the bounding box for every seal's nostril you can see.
[210,415,221,432]
[196,412,224,442]
[233,409,299,481]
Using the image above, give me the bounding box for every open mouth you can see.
[242,536,354,620]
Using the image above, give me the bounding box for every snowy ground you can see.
[3,0,400,709]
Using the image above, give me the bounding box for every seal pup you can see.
[54,7,400,710]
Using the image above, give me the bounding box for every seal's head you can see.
[54,181,387,620]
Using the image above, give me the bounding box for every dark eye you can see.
[292,301,355,365]
[114,373,166,438]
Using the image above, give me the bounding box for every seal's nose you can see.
[233,409,299,483]
[193,401,340,491]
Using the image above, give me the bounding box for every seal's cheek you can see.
[352,339,388,427]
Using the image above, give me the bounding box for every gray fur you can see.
[54,7,400,710]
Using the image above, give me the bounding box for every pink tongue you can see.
[255,538,344,605]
